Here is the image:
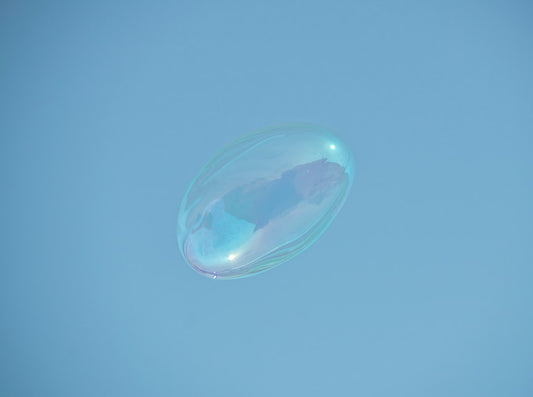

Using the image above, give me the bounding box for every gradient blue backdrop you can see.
[1,1,532,396]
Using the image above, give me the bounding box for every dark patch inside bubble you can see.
[218,159,346,231]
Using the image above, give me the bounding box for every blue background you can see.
[1,1,532,396]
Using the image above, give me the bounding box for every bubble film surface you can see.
[177,124,354,279]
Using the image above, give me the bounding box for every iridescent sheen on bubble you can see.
[177,124,354,279]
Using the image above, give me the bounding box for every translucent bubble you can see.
[177,124,354,279]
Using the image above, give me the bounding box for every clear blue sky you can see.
[1,1,532,396]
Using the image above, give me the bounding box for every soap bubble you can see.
[177,124,354,279]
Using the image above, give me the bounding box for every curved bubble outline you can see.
[177,122,355,279]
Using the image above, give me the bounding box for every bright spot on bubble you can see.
[177,124,355,279]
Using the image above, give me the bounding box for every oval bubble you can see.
[177,124,354,279]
